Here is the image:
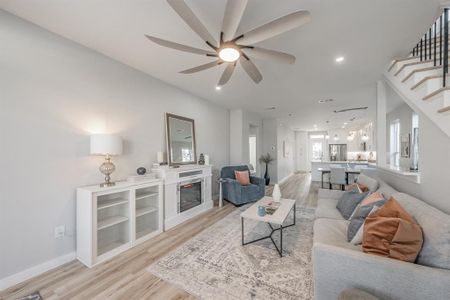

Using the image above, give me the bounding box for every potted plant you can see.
[259,153,275,186]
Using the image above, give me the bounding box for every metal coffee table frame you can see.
[241,203,296,257]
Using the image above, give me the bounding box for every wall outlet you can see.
[54,225,65,239]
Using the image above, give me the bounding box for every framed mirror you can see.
[166,113,197,166]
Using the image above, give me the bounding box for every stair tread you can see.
[423,86,450,101]
[388,56,418,72]
[402,66,442,83]
[394,59,434,76]
[411,75,443,90]
[438,105,450,113]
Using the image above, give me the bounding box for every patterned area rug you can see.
[148,205,315,300]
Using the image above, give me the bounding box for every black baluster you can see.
[444,8,448,87]
[420,38,423,61]
[435,22,437,66]
[425,33,428,61]
[429,28,432,60]
[441,15,443,65]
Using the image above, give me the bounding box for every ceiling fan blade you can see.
[167,0,217,46]
[222,0,248,41]
[243,47,296,64]
[240,57,262,83]
[238,10,311,45]
[218,63,236,86]
[145,35,213,55]
[179,61,220,74]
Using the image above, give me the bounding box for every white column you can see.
[376,80,387,166]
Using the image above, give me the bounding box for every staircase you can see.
[384,8,450,138]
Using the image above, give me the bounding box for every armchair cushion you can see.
[235,170,250,185]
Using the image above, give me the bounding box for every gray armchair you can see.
[220,165,265,206]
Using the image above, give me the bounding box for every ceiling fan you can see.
[145,0,311,87]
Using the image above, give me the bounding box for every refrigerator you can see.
[329,144,347,161]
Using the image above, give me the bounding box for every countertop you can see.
[311,160,370,164]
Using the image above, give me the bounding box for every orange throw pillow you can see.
[360,192,384,206]
[362,197,423,263]
[235,170,250,185]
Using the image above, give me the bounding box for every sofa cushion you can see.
[314,218,361,251]
[347,200,386,242]
[336,191,369,220]
[393,192,450,270]
[363,197,423,263]
[356,173,379,192]
[316,198,345,220]
[375,180,398,199]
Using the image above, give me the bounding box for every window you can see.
[411,112,419,170]
[312,142,323,161]
[390,119,400,167]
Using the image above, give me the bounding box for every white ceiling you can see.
[0,0,443,130]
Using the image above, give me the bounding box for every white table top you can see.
[240,196,296,225]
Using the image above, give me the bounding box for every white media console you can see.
[76,164,213,267]
[76,179,163,267]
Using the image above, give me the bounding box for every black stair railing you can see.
[411,8,449,87]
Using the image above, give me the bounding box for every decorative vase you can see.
[273,184,281,203]
[264,163,270,186]
[136,167,146,175]
[198,153,205,165]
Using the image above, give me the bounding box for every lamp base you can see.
[99,156,116,187]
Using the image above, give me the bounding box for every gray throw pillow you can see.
[347,200,386,242]
[336,191,369,220]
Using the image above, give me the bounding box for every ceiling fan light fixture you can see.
[218,46,240,62]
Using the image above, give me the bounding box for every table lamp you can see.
[90,134,123,187]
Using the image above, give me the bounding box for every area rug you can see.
[148,205,315,300]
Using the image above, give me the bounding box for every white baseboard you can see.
[278,173,294,185]
[0,252,76,291]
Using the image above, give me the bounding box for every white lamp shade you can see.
[90,134,123,155]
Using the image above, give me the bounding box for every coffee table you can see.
[240,196,296,257]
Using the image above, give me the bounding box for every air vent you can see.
[318,98,333,103]
[334,107,368,113]
[265,106,276,110]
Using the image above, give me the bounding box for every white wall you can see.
[229,109,244,164]
[229,109,263,174]
[376,80,450,214]
[262,119,278,182]
[0,11,230,281]
[277,123,296,183]
[295,131,309,172]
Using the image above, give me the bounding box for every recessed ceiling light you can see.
[313,124,318,128]
[344,122,348,125]
[215,86,221,90]
[318,98,333,104]
[335,56,345,63]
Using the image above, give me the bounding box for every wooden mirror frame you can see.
[165,113,197,166]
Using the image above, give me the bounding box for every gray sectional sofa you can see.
[313,174,450,300]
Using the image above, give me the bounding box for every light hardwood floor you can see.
[0,173,315,300]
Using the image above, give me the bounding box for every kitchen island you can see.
[311,161,372,183]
